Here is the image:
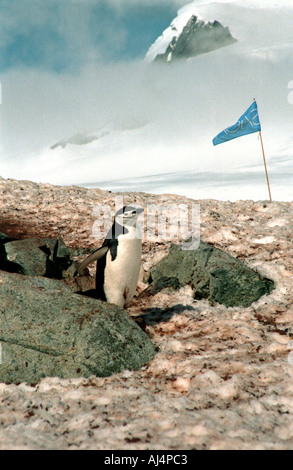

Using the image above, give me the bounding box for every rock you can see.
[0,271,157,385]
[154,15,236,63]
[0,237,72,278]
[0,231,13,245]
[150,240,274,307]
[1,238,48,276]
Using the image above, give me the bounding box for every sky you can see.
[1,0,293,201]
[0,0,187,71]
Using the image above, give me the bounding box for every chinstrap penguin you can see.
[77,205,144,308]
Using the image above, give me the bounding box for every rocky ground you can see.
[0,175,293,450]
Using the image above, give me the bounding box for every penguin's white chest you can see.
[103,230,142,308]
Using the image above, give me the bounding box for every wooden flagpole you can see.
[258,130,272,202]
[253,98,272,202]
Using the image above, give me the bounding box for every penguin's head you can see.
[114,205,144,228]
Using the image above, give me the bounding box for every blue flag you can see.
[213,101,261,146]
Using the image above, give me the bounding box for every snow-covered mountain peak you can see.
[145,0,293,62]
[151,14,236,63]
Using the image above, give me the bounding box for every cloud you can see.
[0,0,130,70]
[0,0,190,71]
[1,60,155,157]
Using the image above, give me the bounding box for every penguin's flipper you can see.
[77,246,109,274]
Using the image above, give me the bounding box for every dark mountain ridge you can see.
[154,15,237,63]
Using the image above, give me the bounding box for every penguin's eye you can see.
[124,210,136,217]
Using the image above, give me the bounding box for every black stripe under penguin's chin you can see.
[95,254,107,301]
[102,222,127,262]
[107,221,129,239]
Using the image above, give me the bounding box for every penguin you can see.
[77,205,144,308]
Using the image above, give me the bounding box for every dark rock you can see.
[55,238,72,271]
[0,232,15,271]
[0,231,13,245]
[0,238,47,275]
[0,271,157,384]
[154,15,236,63]
[0,237,72,278]
[150,240,274,307]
